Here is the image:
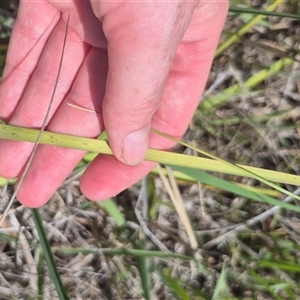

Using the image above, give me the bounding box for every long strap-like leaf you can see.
[0,123,299,188]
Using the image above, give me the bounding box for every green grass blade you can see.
[0,124,299,187]
[216,0,282,56]
[229,6,300,20]
[199,57,293,113]
[31,208,69,300]
[159,269,190,300]
[212,264,229,300]
[98,199,125,227]
[52,246,192,260]
[37,251,45,299]
[153,129,300,202]
[151,167,280,198]
[134,241,151,300]
[199,109,293,127]
[0,232,17,243]
[171,166,300,214]
[250,270,282,300]
[258,260,300,272]
[146,176,161,220]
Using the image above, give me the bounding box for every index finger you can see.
[0,0,59,121]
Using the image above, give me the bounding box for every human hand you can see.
[0,0,228,207]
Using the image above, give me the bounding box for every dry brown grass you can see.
[1,1,300,299]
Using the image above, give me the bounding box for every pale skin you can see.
[0,0,228,208]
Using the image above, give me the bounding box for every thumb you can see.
[94,2,198,165]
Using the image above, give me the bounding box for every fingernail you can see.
[122,126,149,165]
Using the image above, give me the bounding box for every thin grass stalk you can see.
[0,123,299,187]
[229,6,300,20]
[31,208,69,300]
